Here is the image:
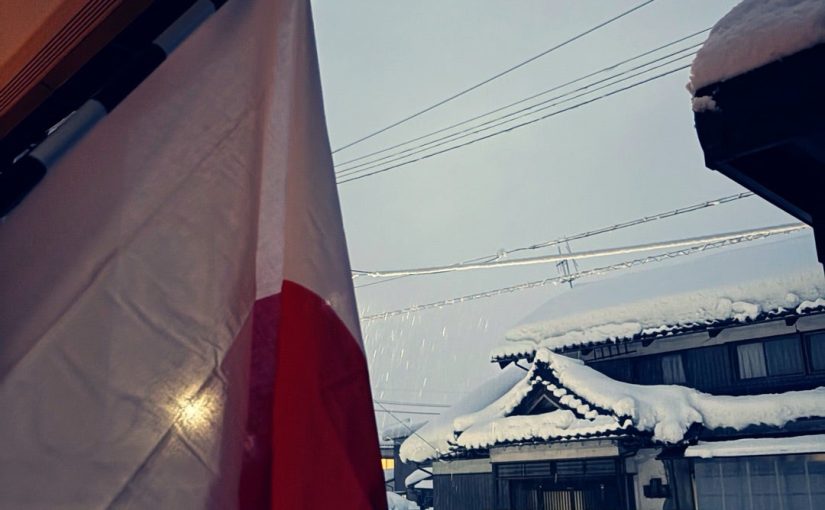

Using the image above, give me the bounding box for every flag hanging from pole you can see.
[0,0,387,508]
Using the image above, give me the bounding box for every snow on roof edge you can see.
[685,434,825,459]
[689,0,825,93]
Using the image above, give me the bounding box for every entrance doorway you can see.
[511,478,620,510]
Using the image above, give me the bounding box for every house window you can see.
[737,342,767,379]
[764,336,804,375]
[661,354,686,384]
[693,455,825,510]
[808,332,825,371]
[736,336,804,380]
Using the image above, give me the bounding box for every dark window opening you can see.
[808,332,825,372]
[661,353,687,384]
[736,336,804,380]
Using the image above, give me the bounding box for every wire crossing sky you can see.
[331,0,658,155]
[335,45,701,180]
[337,63,691,184]
[334,28,710,175]
[353,192,756,281]
[360,223,808,321]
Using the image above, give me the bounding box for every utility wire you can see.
[374,400,443,455]
[331,0,658,155]
[338,63,690,184]
[375,408,441,416]
[354,227,783,279]
[375,399,452,408]
[335,32,708,172]
[336,46,698,179]
[360,223,808,321]
[352,192,755,286]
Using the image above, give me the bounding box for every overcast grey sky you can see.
[310,1,801,427]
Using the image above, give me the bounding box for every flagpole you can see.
[0,0,227,217]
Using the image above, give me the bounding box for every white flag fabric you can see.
[0,0,386,508]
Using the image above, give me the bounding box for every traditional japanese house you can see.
[400,235,825,510]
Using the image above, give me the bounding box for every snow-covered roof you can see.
[538,348,825,444]
[494,234,824,361]
[400,354,632,463]
[685,434,825,459]
[689,0,825,93]
[399,364,532,463]
[402,345,825,462]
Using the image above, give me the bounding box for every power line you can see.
[335,33,710,173]
[353,192,755,288]
[374,400,443,456]
[354,226,783,279]
[334,28,709,171]
[338,63,690,184]
[331,0,658,155]
[374,399,451,408]
[359,223,808,321]
[374,408,441,416]
[336,47,698,179]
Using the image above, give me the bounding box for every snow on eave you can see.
[455,410,628,451]
[685,433,825,458]
[399,364,531,463]
[537,348,825,444]
[689,0,825,93]
[404,468,432,488]
[416,353,639,456]
[500,235,825,355]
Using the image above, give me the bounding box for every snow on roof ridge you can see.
[689,0,825,93]
[495,236,825,357]
[537,348,825,444]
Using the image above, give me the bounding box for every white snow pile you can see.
[490,340,537,362]
[689,0,825,93]
[399,364,532,463]
[405,469,432,489]
[386,492,419,510]
[685,433,825,458]
[496,235,824,358]
[456,410,621,451]
[539,348,825,444]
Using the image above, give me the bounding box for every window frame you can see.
[804,331,825,373]
[660,352,687,385]
[732,334,805,381]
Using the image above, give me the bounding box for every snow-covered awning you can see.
[684,434,825,459]
[689,0,825,93]
[404,346,825,463]
[492,235,825,362]
[404,469,432,490]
